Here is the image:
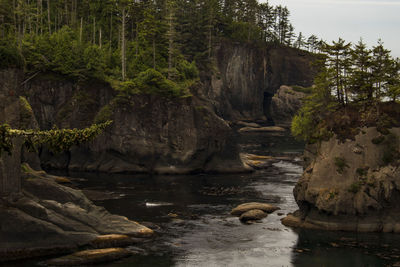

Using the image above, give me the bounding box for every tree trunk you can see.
[47,0,51,34]
[121,7,126,81]
[28,0,32,34]
[36,0,40,35]
[135,21,138,56]
[109,12,113,52]
[153,38,156,69]
[13,0,17,35]
[64,0,68,25]
[93,17,96,44]
[99,28,102,48]
[40,0,43,34]
[79,17,83,43]
[167,5,174,79]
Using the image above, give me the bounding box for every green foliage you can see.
[292,38,400,143]
[83,46,107,80]
[0,121,112,156]
[226,21,262,43]
[176,60,199,81]
[371,136,385,145]
[94,105,113,124]
[348,182,362,194]
[356,167,368,177]
[19,96,34,128]
[119,68,194,98]
[334,157,349,174]
[291,70,336,142]
[0,124,13,156]
[291,85,312,94]
[0,44,24,69]
[291,110,315,142]
[134,69,182,97]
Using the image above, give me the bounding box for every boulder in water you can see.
[231,202,280,216]
[46,248,132,266]
[239,209,268,222]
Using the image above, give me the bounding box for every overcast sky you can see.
[263,0,400,57]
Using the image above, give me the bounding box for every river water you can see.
[7,133,400,266]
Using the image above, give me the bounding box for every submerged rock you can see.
[238,126,286,134]
[90,235,137,249]
[236,121,262,128]
[231,202,280,216]
[239,209,268,222]
[46,248,132,266]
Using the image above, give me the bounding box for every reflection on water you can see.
[55,160,399,267]
[8,133,400,266]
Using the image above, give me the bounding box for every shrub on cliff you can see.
[0,44,24,69]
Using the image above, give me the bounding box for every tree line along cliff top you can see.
[0,0,311,96]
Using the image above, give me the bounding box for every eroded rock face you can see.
[283,127,400,232]
[19,73,248,174]
[199,42,315,121]
[0,168,153,261]
[269,85,307,127]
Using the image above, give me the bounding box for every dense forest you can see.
[0,0,319,97]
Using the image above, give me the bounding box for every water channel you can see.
[6,133,400,266]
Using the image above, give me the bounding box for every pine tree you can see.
[294,32,305,49]
[323,38,352,105]
[371,39,392,102]
[350,39,373,102]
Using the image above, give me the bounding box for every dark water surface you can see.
[6,133,400,266]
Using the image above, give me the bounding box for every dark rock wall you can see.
[200,42,316,121]
[22,74,246,174]
[0,69,24,196]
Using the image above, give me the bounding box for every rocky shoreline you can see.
[282,127,400,233]
[0,164,154,262]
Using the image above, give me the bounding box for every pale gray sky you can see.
[263,0,400,57]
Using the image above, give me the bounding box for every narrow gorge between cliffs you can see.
[8,132,400,267]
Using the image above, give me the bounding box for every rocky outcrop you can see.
[231,202,280,223]
[283,127,400,232]
[2,41,317,174]
[45,248,132,266]
[231,202,280,216]
[239,209,268,222]
[270,85,307,127]
[0,165,153,261]
[12,71,248,174]
[199,42,316,121]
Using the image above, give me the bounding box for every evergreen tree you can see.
[294,32,305,49]
[350,39,373,102]
[371,39,392,102]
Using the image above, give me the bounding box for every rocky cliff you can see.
[199,42,315,122]
[0,69,153,261]
[282,127,400,232]
[269,85,307,127]
[19,73,247,174]
[1,42,316,174]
